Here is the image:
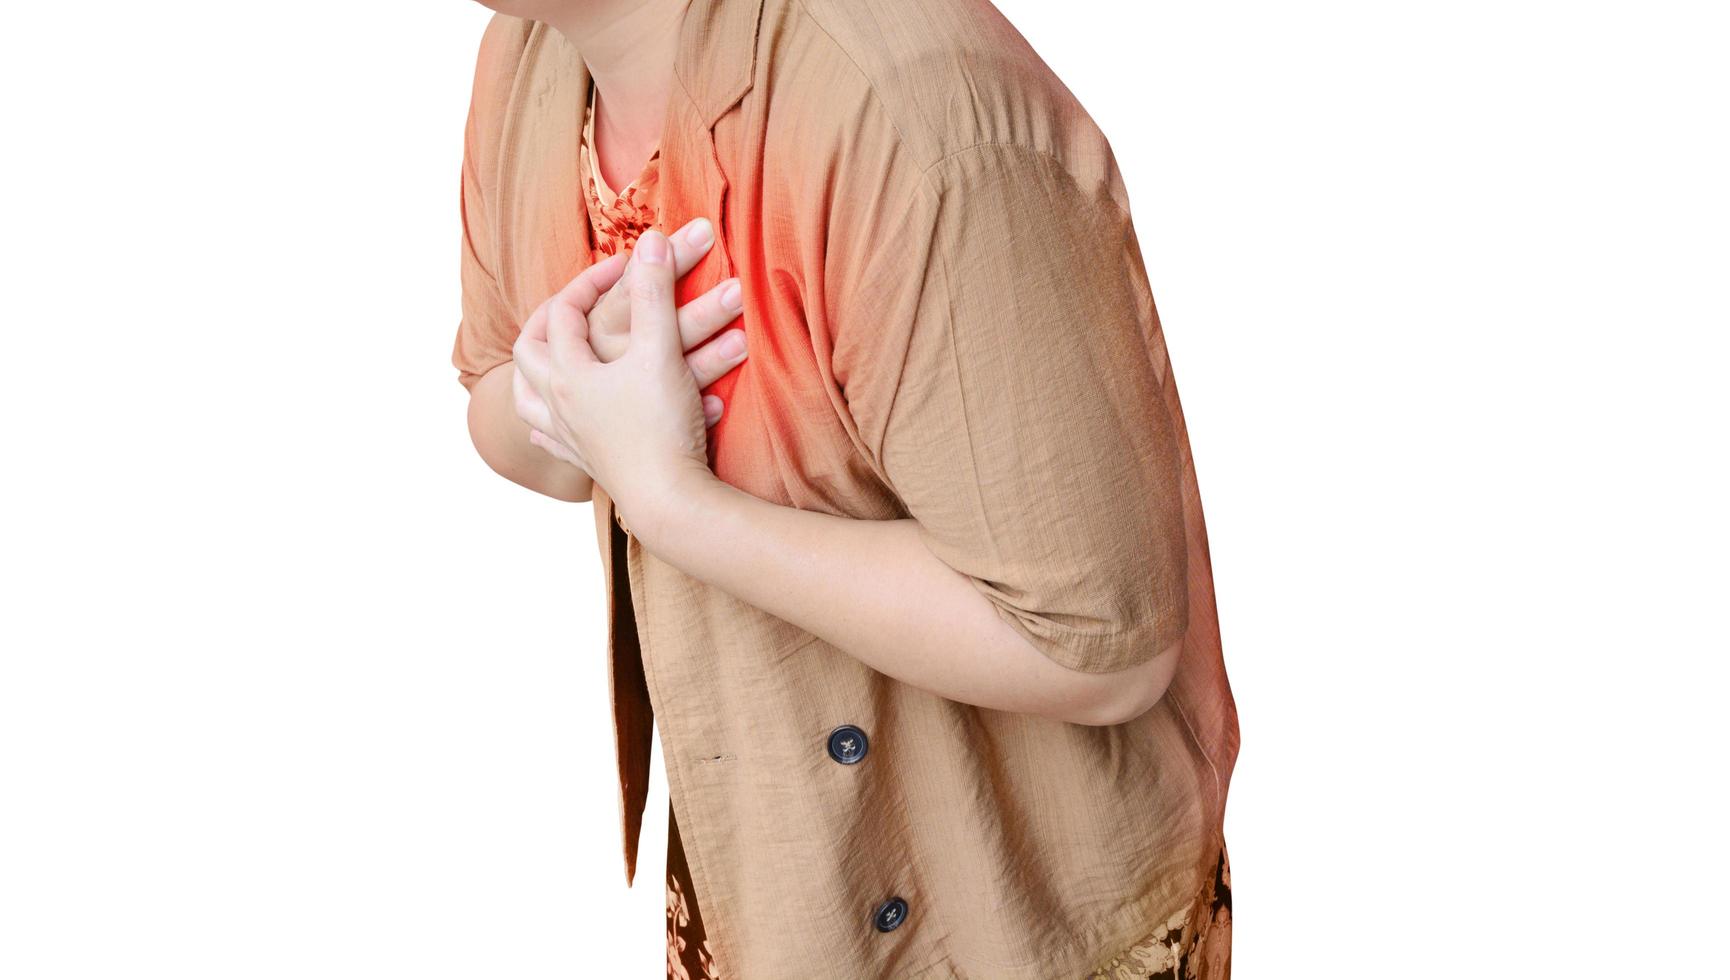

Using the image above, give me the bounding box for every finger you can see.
[686,328,748,389]
[546,282,600,373]
[675,277,745,352]
[626,229,681,363]
[556,250,629,313]
[587,280,628,345]
[595,218,716,334]
[668,216,717,277]
[520,297,551,343]
[702,395,724,429]
[513,366,556,434]
[554,254,628,358]
[528,427,587,471]
[512,329,552,395]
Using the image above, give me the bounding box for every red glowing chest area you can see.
[573,93,901,523]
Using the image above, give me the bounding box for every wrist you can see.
[623,458,727,551]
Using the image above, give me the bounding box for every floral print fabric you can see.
[665,802,719,980]
[578,81,718,980]
[580,80,660,257]
[1086,842,1233,979]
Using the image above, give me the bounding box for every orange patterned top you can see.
[578,81,724,980]
[580,80,660,257]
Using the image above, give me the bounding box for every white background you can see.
[2,1,1724,976]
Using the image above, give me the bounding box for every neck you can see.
[549,0,690,158]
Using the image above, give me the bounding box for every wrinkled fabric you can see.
[452,1,1239,976]
[574,85,721,980]
[577,65,1226,980]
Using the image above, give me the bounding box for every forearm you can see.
[633,468,1178,726]
[466,362,592,502]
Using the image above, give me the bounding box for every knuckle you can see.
[630,268,670,302]
[687,351,717,385]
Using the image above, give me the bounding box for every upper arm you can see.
[451,16,526,393]
[832,143,1190,675]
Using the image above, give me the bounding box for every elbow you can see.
[462,374,591,503]
[463,390,516,481]
[1025,601,1188,726]
[1061,638,1184,727]
[969,555,1191,726]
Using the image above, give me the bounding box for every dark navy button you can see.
[872,896,909,933]
[826,724,869,765]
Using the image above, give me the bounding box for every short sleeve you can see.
[450,19,523,392]
[831,143,1189,674]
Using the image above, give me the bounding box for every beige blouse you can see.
[578,80,727,980]
[455,3,1240,975]
[576,72,1225,980]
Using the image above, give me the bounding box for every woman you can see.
[450,0,1239,976]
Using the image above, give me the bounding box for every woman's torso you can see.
[465,2,1240,975]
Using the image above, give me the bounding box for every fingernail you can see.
[719,279,742,312]
[716,329,746,360]
[637,229,668,265]
[703,395,723,421]
[683,217,713,249]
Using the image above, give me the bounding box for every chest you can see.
[699,115,904,522]
[505,82,902,523]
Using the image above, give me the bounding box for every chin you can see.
[469,1,551,17]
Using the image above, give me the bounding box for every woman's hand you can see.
[510,216,746,432]
[585,217,739,367]
[512,228,732,536]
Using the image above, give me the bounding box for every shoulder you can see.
[463,15,542,152]
[468,13,536,116]
[768,0,1125,207]
[462,15,555,195]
